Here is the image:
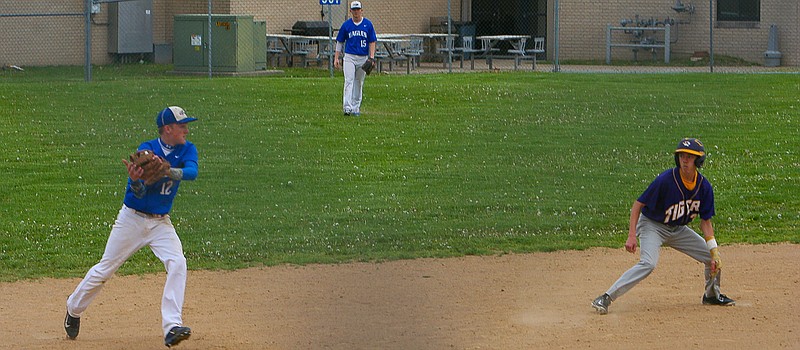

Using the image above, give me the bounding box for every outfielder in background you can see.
[334,0,377,116]
[592,138,735,315]
[65,106,199,347]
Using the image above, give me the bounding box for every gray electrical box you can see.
[109,0,153,53]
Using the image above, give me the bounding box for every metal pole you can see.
[664,24,670,64]
[84,0,92,82]
[605,24,611,64]
[552,0,560,72]
[709,0,714,72]
[447,0,452,73]
[207,0,212,79]
[328,4,334,78]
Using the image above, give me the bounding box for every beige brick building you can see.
[554,0,798,65]
[1,0,796,67]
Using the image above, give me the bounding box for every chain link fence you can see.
[0,2,86,67]
[1,0,797,80]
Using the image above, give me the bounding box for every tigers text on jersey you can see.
[637,168,715,226]
[123,138,199,215]
[336,18,377,56]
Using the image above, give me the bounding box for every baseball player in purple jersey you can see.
[592,138,735,314]
[334,0,377,116]
[65,106,198,347]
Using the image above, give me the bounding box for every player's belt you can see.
[129,207,167,218]
[135,210,166,218]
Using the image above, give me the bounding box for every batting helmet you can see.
[674,137,706,168]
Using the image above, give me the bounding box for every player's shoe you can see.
[591,293,611,315]
[164,326,191,348]
[702,293,736,306]
[64,311,80,339]
[353,112,361,117]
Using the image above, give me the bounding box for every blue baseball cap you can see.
[156,106,197,128]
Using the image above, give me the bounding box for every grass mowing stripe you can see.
[0,68,798,281]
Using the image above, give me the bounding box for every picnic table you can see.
[476,35,530,69]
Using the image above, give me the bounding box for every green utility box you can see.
[254,21,267,70]
[174,14,266,72]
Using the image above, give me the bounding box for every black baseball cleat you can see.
[164,326,191,348]
[591,293,612,315]
[702,293,736,306]
[64,311,80,339]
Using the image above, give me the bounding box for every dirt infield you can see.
[1,243,797,349]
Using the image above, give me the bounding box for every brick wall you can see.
[0,0,795,67]
[0,2,88,66]
[224,0,459,36]
[556,0,798,66]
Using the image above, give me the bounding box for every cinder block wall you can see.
[556,0,797,65]
[226,0,458,35]
[0,0,794,66]
[712,0,797,65]
[0,2,96,66]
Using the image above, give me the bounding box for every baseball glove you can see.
[129,150,170,185]
[361,58,376,75]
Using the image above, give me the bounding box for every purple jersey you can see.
[336,18,377,56]
[637,168,715,226]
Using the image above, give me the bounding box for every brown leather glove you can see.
[129,150,170,185]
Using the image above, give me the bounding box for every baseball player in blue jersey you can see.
[65,106,199,347]
[592,138,735,314]
[334,0,377,116]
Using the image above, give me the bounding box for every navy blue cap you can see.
[156,106,197,128]
[675,138,705,157]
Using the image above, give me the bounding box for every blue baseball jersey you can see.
[336,18,377,56]
[638,168,715,226]
[123,138,199,215]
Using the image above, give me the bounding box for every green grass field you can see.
[1,65,798,281]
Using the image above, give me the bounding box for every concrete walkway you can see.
[372,59,800,74]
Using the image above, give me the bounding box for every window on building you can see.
[717,0,760,22]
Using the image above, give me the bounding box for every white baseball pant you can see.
[66,205,187,337]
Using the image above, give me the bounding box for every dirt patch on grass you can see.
[1,243,797,349]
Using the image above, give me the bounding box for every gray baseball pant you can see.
[342,53,368,114]
[605,214,722,301]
